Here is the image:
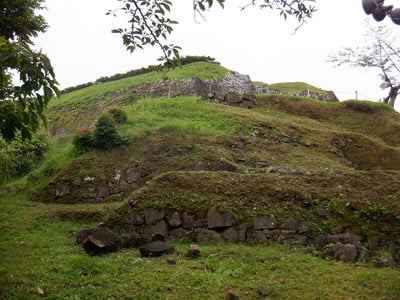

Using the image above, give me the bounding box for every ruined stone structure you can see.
[132,71,257,109]
[255,85,339,102]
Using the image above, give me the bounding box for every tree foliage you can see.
[0,0,59,141]
[329,21,400,107]
[108,0,316,65]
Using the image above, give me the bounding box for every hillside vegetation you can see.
[1,62,400,299]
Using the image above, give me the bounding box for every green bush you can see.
[107,106,128,124]
[0,134,48,183]
[92,115,122,150]
[72,127,94,152]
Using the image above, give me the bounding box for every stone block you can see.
[207,208,233,229]
[144,208,165,225]
[254,215,277,230]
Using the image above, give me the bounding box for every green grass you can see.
[268,82,328,94]
[1,191,399,299]
[121,97,246,138]
[48,62,228,110]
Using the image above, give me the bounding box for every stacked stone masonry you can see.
[124,207,399,263]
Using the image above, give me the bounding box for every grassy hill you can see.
[1,62,400,299]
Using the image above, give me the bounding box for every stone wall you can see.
[256,86,339,102]
[121,206,399,263]
[131,71,257,109]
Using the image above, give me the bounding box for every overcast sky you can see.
[34,0,400,111]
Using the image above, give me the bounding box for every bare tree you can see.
[328,21,400,107]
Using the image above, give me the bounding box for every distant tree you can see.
[0,0,59,141]
[108,0,317,66]
[328,22,400,107]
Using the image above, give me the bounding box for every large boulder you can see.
[79,227,121,256]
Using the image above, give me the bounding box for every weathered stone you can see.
[196,228,222,243]
[314,233,360,250]
[81,227,121,256]
[126,209,145,225]
[144,220,168,237]
[186,244,200,258]
[324,243,358,262]
[224,92,243,103]
[120,233,151,248]
[254,215,277,230]
[169,228,191,240]
[144,208,165,225]
[211,161,237,172]
[280,218,298,231]
[207,208,233,229]
[183,214,195,229]
[223,228,239,243]
[271,229,296,244]
[166,212,182,228]
[139,241,174,257]
[247,229,267,244]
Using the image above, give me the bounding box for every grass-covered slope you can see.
[2,61,400,299]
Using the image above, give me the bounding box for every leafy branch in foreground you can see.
[109,0,316,64]
[0,0,59,141]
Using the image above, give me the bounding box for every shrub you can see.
[107,106,128,124]
[73,127,94,152]
[92,115,122,149]
[0,134,49,183]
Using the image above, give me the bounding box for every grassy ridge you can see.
[48,62,229,110]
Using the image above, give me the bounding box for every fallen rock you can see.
[139,241,174,257]
[81,227,121,256]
